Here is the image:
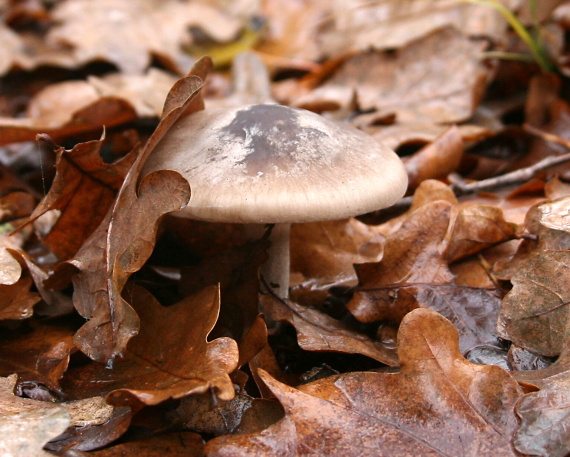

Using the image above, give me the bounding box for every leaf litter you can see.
[0,1,569,456]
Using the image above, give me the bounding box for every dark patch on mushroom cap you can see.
[219,105,329,175]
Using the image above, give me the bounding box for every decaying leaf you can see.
[496,197,570,356]
[262,294,398,366]
[348,200,507,354]
[70,73,204,363]
[514,374,570,457]
[205,309,523,456]
[318,0,514,57]
[0,407,70,457]
[498,250,570,357]
[63,285,238,407]
[0,319,75,393]
[83,432,204,457]
[290,218,384,306]
[0,70,177,146]
[297,28,490,124]
[0,276,41,320]
[404,126,464,189]
[47,0,245,73]
[21,135,138,259]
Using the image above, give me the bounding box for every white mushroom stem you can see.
[244,223,291,299]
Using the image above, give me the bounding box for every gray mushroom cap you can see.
[142,104,408,223]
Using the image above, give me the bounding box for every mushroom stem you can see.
[244,223,290,298]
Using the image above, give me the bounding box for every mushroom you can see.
[142,104,408,297]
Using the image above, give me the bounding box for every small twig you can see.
[387,124,570,212]
[450,152,570,195]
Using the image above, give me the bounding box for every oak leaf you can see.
[205,309,523,456]
[262,294,398,366]
[63,285,238,407]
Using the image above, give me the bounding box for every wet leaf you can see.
[497,250,570,357]
[0,319,75,393]
[348,201,504,354]
[348,200,455,323]
[69,74,203,363]
[21,135,138,259]
[82,431,204,457]
[0,276,41,320]
[514,374,570,457]
[290,218,383,306]
[262,294,398,366]
[63,285,238,407]
[205,309,523,457]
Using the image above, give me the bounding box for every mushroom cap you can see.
[142,104,408,223]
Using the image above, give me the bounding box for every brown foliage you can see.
[1,2,570,455]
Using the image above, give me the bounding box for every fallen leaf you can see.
[70,73,204,363]
[21,135,138,259]
[318,0,514,57]
[0,246,22,285]
[404,125,464,189]
[348,201,504,354]
[0,407,70,457]
[445,205,518,263]
[82,431,204,457]
[348,200,455,323]
[0,276,41,320]
[180,235,268,345]
[205,309,523,456]
[0,318,75,394]
[167,392,254,436]
[497,250,570,357]
[63,285,238,408]
[290,218,384,306]
[296,28,489,123]
[514,374,570,457]
[71,168,191,363]
[47,0,244,73]
[262,294,398,366]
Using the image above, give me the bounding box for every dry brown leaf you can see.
[180,235,268,346]
[0,246,21,285]
[47,0,244,73]
[445,205,519,263]
[348,201,505,354]
[63,285,238,407]
[168,392,254,436]
[366,122,491,152]
[290,218,383,305]
[262,294,398,366]
[257,0,330,64]
[205,309,523,457]
[21,136,138,259]
[348,200,455,323]
[403,125,464,189]
[318,0,515,57]
[70,168,191,363]
[0,406,70,457]
[0,96,138,146]
[69,72,204,363]
[0,70,179,146]
[297,28,489,123]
